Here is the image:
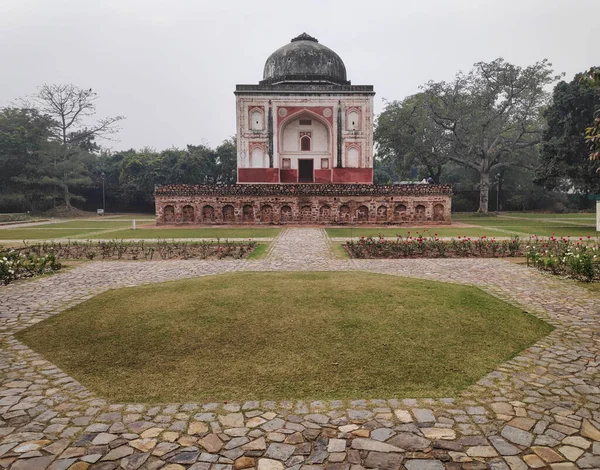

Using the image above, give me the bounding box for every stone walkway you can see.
[0,228,599,470]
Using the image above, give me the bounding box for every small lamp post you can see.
[101,172,106,213]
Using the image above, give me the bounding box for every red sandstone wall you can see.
[314,170,332,183]
[237,168,280,183]
[155,193,452,225]
[332,168,373,183]
[280,170,298,183]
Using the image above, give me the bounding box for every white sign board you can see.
[597,201,600,232]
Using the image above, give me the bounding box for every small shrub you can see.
[0,249,62,285]
[526,235,599,282]
[17,239,258,262]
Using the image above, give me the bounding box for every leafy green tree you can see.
[215,138,237,184]
[38,142,94,207]
[375,94,449,183]
[117,148,161,207]
[0,107,54,211]
[581,67,600,166]
[422,58,558,212]
[536,69,600,193]
[372,154,397,184]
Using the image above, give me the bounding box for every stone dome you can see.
[261,33,349,85]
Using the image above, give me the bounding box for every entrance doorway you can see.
[298,159,313,183]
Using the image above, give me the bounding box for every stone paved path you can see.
[0,228,599,470]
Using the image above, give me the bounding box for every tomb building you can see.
[236,32,374,184]
[155,33,452,225]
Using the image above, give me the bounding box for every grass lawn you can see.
[0,228,103,240]
[42,221,133,229]
[454,212,595,220]
[87,227,282,239]
[17,272,552,402]
[326,227,513,238]
[331,243,350,259]
[451,214,598,238]
[104,213,156,219]
[247,243,269,259]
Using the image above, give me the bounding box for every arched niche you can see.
[339,205,351,222]
[249,108,264,131]
[242,205,254,222]
[280,205,292,222]
[202,205,215,222]
[250,145,265,168]
[346,108,360,131]
[261,205,273,223]
[164,205,175,223]
[280,112,330,153]
[319,205,332,221]
[357,205,369,221]
[433,204,445,221]
[222,205,235,223]
[182,205,195,223]
[346,146,360,168]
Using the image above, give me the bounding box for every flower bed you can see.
[345,233,599,282]
[345,234,523,258]
[18,239,257,261]
[0,249,61,285]
[526,235,599,282]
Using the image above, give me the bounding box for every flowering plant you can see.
[525,235,599,282]
[0,249,61,285]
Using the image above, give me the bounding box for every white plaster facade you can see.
[235,94,374,183]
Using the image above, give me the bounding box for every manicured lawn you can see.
[246,243,269,259]
[461,212,595,220]
[43,221,132,229]
[326,227,513,238]
[453,216,593,227]
[0,228,102,240]
[331,243,350,259]
[17,272,553,402]
[87,227,281,239]
[104,213,155,219]
[451,213,598,238]
[501,227,598,238]
[453,212,595,220]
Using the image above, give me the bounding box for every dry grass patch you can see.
[17,272,553,403]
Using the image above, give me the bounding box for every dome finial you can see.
[291,32,318,43]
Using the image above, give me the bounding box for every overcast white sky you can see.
[1,0,597,151]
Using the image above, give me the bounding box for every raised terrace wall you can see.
[154,184,452,225]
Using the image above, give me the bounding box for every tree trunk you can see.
[64,185,71,207]
[497,176,503,211]
[433,165,442,184]
[478,171,490,213]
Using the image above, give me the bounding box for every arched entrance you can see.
[279,111,332,183]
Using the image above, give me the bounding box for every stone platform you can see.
[154,184,452,225]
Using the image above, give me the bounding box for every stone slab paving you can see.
[0,228,599,469]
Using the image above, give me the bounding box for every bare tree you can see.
[31,84,124,147]
[23,84,124,207]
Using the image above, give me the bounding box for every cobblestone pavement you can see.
[0,228,599,470]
